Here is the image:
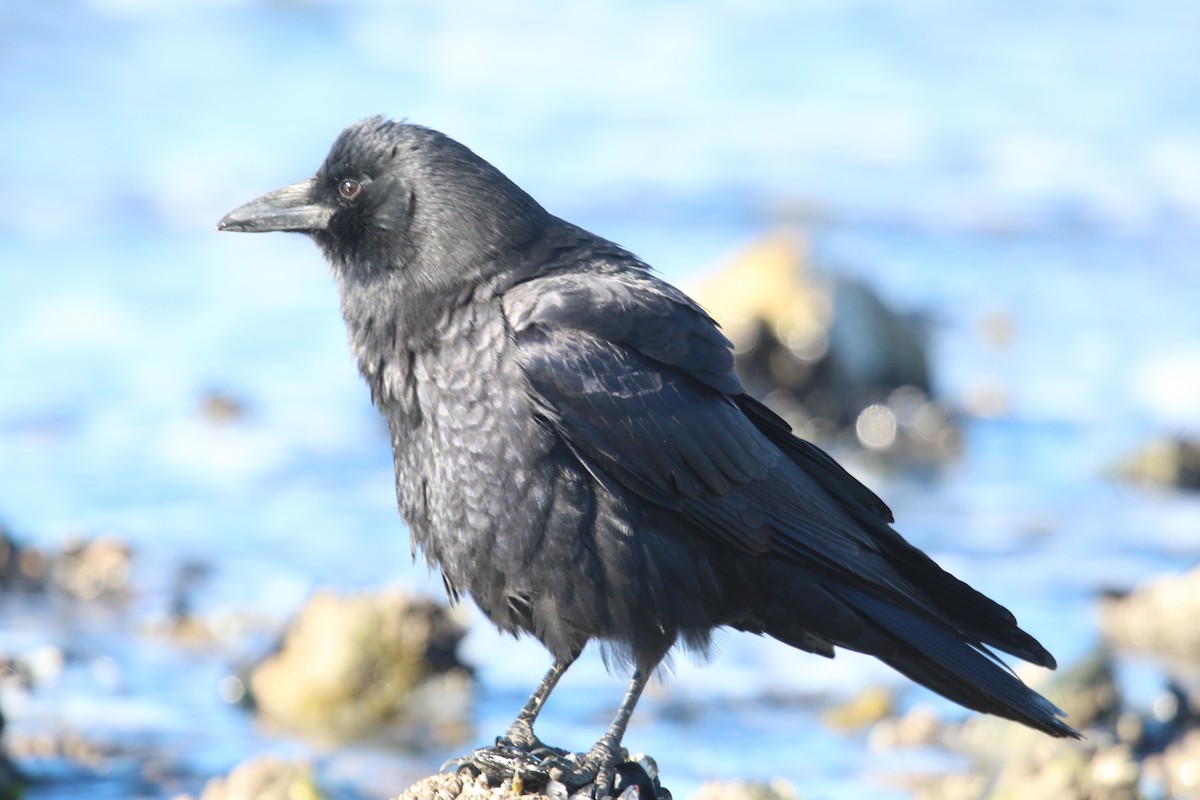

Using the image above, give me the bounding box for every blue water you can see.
[3,2,1200,798]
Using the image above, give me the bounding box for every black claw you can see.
[439,755,481,777]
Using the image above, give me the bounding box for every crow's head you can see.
[218,117,550,294]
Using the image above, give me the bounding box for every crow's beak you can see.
[216,178,332,233]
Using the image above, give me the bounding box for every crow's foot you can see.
[440,738,566,789]
[441,742,667,800]
[539,737,620,796]
[548,748,662,800]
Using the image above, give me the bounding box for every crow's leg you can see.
[442,654,580,784]
[502,654,577,751]
[552,667,651,799]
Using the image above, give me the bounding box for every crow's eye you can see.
[338,178,362,200]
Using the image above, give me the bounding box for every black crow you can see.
[218,117,1078,796]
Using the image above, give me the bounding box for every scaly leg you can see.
[449,657,656,799]
[502,654,577,751]
[554,668,651,799]
[442,655,579,781]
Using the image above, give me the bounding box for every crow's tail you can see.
[827,583,1079,738]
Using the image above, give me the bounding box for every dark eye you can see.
[338,178,362,200]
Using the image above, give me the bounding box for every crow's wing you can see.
[503,269,1057,661]
[505,270,910,587]
[503,269,1077,737]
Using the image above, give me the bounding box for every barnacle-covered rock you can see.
[400,753,668,800]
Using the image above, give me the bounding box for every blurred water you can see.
[2,1,1200,798]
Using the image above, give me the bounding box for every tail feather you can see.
[869,531,1058,669]
[829,583,1079,738]
[737,394,1058,670]
[736,393,1073,735]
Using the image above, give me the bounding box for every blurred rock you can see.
[1098,569,1200,660]
[953,653,1114,761]
[1115,436,1200,491]
[50,534,133,601]
[911,740,1141,800]
[138,559,291,652]
[690,232,829,362]
[821,684,894,732]
[250,588,472,742]
[690,232,957,464]
[1144,728,1200,799]
[977,308,1017,350]
[141,560,220,646]
[1045,648,1122,733]
[0,524,49,591]
[906,739,1140,800]
[174,755,322,800]
[0,526,134,601]
[0,707,23,800]
[868,705,946,751]
[690,778,799,800]
[873,650,1140,799]
[199,390,249,424]
[24,644,65,688]
[960,374,1012,419]
[873,652,1113,761]
[7,726,110,769]
[1139,682,1200,755]
[907,773,989,800]
[987,740,1141,800]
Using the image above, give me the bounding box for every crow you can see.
[218,117,1078,796]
